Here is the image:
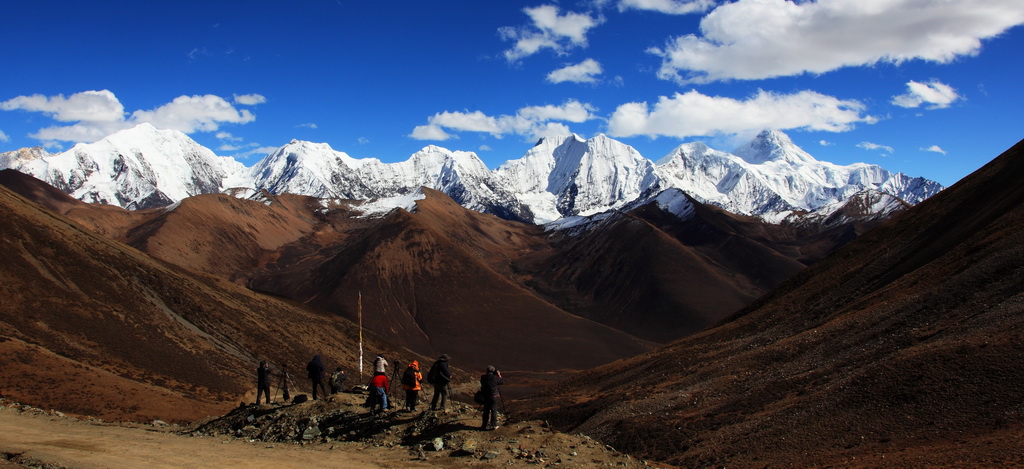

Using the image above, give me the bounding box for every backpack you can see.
[426,364,438,384]
[402,367,417,387]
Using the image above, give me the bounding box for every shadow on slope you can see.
[250,188,655,373]
[0,181,407,423]
[518,138,1024,467]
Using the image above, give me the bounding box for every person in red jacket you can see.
[368,373,390,415]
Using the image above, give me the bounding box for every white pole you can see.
[358,291,364,379]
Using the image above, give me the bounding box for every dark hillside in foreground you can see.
[518,137,1024,467]
[0,181,405,423]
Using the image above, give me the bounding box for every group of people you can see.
[255,352,503,430]
[365,353,453,415]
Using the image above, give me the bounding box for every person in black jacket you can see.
[306,355,328,400]
[427,354,452,412]
[480,365,504,430]
[256,361,272,405]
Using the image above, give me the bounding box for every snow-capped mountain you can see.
[655,130,943,218]
[1,123,248,210]
[496,134,659,223]
[1,123,943,225]
[249,140,530,221]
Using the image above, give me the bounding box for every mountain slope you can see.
[0,179,402,423]
[248,188,654,372]
[519,137,1024,467]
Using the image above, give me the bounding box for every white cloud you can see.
[296,122,318,129]
[479,145,493,151]
[892,80,961,109]
[857,141,895,154]
[921,145,947,155]
[233,93,267,105]
[1,90,260,145]
[819,140,834,146]
[410,124,453,141]
[617,0,714,15]
[216,131,243,142]
[607,89,875,139]
[411,100,597,142]
[650,0,1024,84]
[1,90,125,123]
[0,129,9,143]
[229,145,278,160]
[130,95,255,133]
[547,59,603,84]
[500,5,603,62]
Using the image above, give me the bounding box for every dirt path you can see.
[0,407,430,468]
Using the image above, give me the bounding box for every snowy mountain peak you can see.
[3,125,942,227]
[1,123,248,209]
[733,129,816,165]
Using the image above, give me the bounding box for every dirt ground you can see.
[0,397,654,469]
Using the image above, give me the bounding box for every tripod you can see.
[274,364,293,403]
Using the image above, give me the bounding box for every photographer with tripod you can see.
[256,361,272,405]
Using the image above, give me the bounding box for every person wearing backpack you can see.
[329,367,347,394]
[306,355,328,400]
[427,354,452,413]
[401,361,423,412]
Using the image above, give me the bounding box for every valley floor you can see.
[0,397,648,469]
[0,406,405,469]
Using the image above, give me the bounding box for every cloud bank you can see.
[1,90,259,144]
[411,100,596,142]
[607,89,876,139]
[650,0,1024,84]
[500,5,604,62]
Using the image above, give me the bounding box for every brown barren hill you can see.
[250,188,655,373]
[0,181,405,424]
[519,138,1024,467]
[526,193,810,342]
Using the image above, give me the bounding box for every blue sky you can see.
[2,0,1022,187]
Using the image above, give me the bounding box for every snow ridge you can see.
[1,124,943,224]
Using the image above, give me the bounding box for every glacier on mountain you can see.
[0,123,247,210]
[0,124,943,224]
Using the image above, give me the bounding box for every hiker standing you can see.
[480,366,504,430]
[427,354,452,412]
[256,361,272,405]
[330,367,347,394]
[373,353,388,376]
[401,361,423,412]
[306,355,328,400]
[368,372,390,415]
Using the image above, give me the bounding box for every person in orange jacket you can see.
[401,361,423,412]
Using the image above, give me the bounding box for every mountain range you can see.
[1,119,1021,465]
[1,123,942,224]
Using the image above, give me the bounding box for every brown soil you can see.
[0,395,651,469]
[518,137,1024,467]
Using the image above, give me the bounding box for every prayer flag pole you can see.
[358,291,364,379]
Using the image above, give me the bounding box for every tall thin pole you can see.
[358,291,364,379]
